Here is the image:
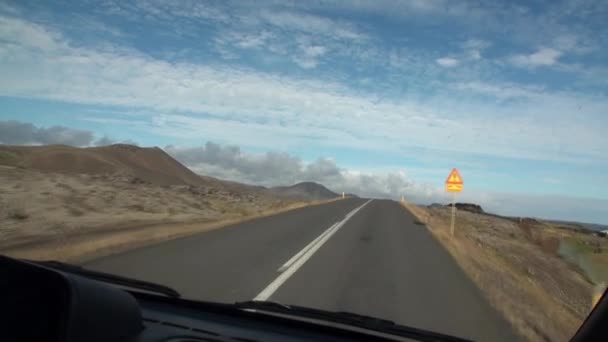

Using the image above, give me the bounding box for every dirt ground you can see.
[401,200,603,342]
[0,166,326,262]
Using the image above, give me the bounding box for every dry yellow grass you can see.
[2,198,337,263]
[0,166,341,262]
[400,200,594,342]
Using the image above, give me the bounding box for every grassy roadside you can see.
[400,200,594,342]
[1,166,347,263]
[3,198,344,263]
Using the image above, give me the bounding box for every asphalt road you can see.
[86,198,518,341]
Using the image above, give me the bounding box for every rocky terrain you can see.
[402,201,608,342]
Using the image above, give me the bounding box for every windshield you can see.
[1,1,607,341]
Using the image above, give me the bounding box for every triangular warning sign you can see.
[445,168,463,185]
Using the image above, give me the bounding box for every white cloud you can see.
[67,14,128,38]
[302,45,327,57]
[452,81,545,99]
[553,34,578,51]
[388,49,409,69]
[166,141,608,224]
[165,142,435,201]
[462,39,489,50]
[225,31,274,49]
[259,10,366,42]
[461,39,490,60]
[213,29,278,60]
[292,40,328,69]
[209,9,357,68]
[553,34,595,55]
[0,2,20,15]
[292,57,317,69]
[0,120,138,146]
[435,57,459,67]
[131,0,231,23]
[1,15,607,164]
[0,16,62,51]
[0,120,94,146]
[306,0,449,17]
[509,47,562,67]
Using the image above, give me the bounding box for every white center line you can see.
[278,222,338,273]
[253,199,373,301]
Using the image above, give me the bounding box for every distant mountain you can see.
[0,144,267,194]
[0,145,344,200]
[0,144,208,186]
[268,181,339,200]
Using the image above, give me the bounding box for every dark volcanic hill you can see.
[0,144,207,186]
[268,181,339,200]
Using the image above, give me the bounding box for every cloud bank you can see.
[166,141,608,224]
[0,120,94,146]
[0,120,132,147]
[165,142,430,201]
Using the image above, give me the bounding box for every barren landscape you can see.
[0,144,338,262]
[402,200,608,342]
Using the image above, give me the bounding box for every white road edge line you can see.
[254,199,373,301]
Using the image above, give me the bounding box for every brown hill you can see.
[0,144,208,186]
[268,181,339,200]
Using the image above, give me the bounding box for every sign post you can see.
[450,192,456,236]
[445,168,464,236]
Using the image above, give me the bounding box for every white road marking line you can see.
[278,199,372,273]
[278,222,338,272]
[254,199,373,301]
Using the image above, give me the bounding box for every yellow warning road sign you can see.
[445,168,464,236]
[445,168,463,193]
[446,183,463,192]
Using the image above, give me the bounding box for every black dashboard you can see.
[0,256,434,342]
[133,293,415,341]
[3,255,608,342]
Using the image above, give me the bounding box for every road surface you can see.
[86,198,518,341]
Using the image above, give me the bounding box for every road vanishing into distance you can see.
[86,198,518,341]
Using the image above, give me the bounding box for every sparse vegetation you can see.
[400,200,600,342]
[0,144,342,266]
[0,150,21,165]
[67,206,85,217]
[127,204,146,212]
[7,208,29,220]
[0,164,335,262]
[237,207,251,217]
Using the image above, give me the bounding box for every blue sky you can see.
[1,0,608,223]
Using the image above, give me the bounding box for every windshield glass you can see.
[1,1,607,341]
